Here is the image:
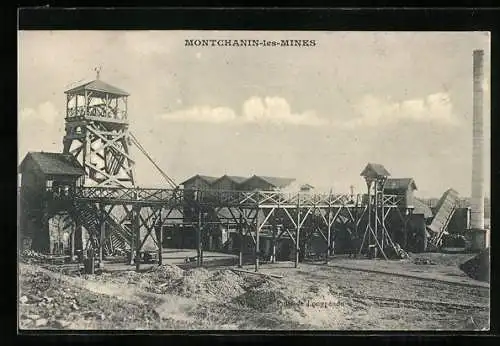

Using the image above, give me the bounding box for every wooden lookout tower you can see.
[359,163,399,259]
[63,68,135,187]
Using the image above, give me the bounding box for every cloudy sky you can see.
[18,31,490,198]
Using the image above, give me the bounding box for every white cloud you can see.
[160,96,327,127]
[242,96,326,126]
[160,106,237,123]
[19,101,59,125]
[347,92,457,128]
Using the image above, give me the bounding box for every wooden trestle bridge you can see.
[48,186,411,272]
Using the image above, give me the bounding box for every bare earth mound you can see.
[459,248,490,283]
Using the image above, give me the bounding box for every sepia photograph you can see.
[18,30,490,331]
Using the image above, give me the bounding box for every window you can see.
[46,180,53,188]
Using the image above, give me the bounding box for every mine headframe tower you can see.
[63,68,135,188]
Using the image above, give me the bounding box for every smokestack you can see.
[470,49,485,230]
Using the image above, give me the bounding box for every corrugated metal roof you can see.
[246,175,296,189]
[384,178,417,191]
[226,175,248,184]
[212,175,248,185]
[360,163,391,178]
[65,79,129,96]
[20,152,85,176]
[181,174,219,186]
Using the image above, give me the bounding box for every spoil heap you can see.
[20,250,51,264]
[459,248,490,283]
[145,266,246,300]
[234,280,299,312]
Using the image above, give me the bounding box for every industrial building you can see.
[17,49,489,273]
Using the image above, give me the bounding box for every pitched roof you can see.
[360,163,391,178]
[212,175,248,185]
[384,178,417,191]
[243,175,296,189]
[226,175,248,184]
[65,79,129,97]
[20,152,85,176]
[181,174,219,186]
[412,198,433,218]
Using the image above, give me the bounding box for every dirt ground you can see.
[18,251,489,331]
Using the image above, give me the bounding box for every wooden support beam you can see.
[133,206,141,271]
[295,199,300,268]
[326,208,332,264]
[99,217,105,264]
[271,211,276,264]
[238,215,243,268]
[158,217,163,266]
[255,209,260,272]
[71,226,75,260]
[197,208,202,267]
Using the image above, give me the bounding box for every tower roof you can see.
[360,163,391,179]
[64,79,129,97]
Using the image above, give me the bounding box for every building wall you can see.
[20,159,82,253]
[183,177,215,222]
[212,177,239,191]
[20,161,48,251]
[184,178,213,191]
[447,207,470,234]
[406,188,415,208]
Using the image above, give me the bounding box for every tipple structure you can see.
[19,71,412,272]
[44,184,410,271]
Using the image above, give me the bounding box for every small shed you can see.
[384,178,418,208]
[239,175,296,191]
[19,151,85,192]
[19,152,85,253]
[211,175,248,191]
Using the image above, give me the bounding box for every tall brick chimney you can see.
[470,49,485,230]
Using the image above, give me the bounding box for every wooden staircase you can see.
[72,203,133,255]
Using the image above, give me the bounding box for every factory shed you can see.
[384,178,417,194]
[181,175,219,190]
[383,178,418,208]
[412,198,434,219]
[239,175,296,191]
[20,152,85,178]
[19,152,85,191]
[211,175,248,191]
[19,152,85,253]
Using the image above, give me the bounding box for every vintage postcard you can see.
[18,30,490,331]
